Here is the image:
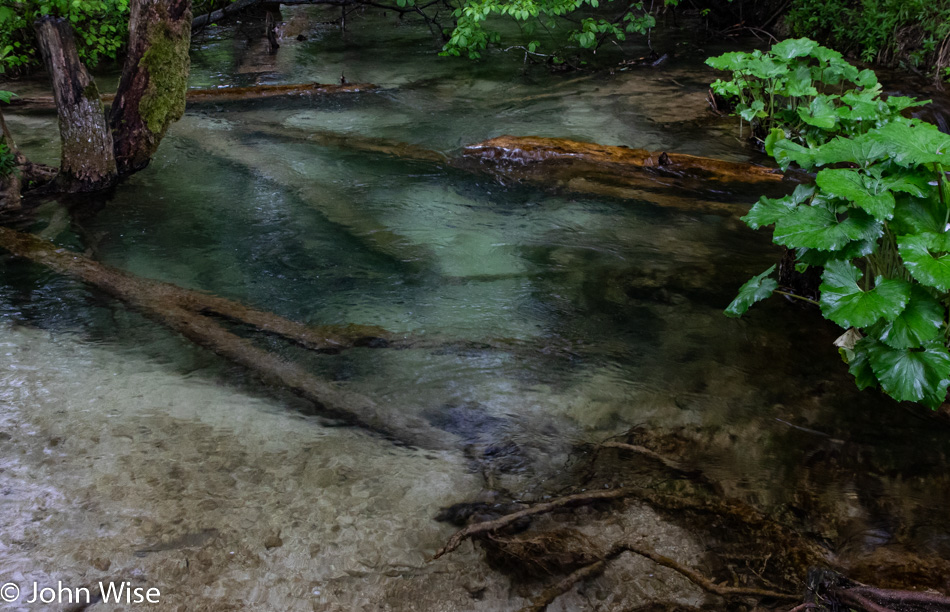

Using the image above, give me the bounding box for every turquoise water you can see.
[2,8,950,609]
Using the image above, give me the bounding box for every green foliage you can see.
[785,0,950,78]
[715,38,950,409]
[0,142,15,178]
[0,89,14,179]
[707,39,927,148]
[441,0,677,59]
[0,0,130,73]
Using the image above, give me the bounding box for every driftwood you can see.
[8,82,375,111]
[0,225,455,450]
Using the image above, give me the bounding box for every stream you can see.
[2,7,950,611]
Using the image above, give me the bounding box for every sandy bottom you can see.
[0,324,706,611]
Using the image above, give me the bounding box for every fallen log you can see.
[462,135,787,185]
[7,82,375,111]
[0,225,454,450]
[241,119,796,215]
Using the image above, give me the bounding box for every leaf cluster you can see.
[440,0,677,60]
[785,0,950,80]
[0,0,130,74]
[716,39,950,409]
[707,38,927,149]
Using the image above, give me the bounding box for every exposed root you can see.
[483,528,599,579]
[518,552,614,612]
[431,487,638,559]
[516,539,797,612]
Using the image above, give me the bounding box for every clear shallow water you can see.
[2,8,950,609]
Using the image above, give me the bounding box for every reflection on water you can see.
[2,6,950,609]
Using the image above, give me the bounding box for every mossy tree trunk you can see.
[34,17,118,192]
[110,0,193,174]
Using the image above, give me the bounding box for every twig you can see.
[775,290,820,306]
[431,488,638,559]
[518,556,614,612]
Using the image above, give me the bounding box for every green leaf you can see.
[0,89,15,104]
[797,95,838,129]
[772,139,818,170]
[847,337,877,390]
[876,285,945,349]
[870,121,950,167]
[725,265,778,317]
[739,99,765,122]
[763,127,786,157]
[897,232,950,291]
[815,168,895,221]
[706,51,750,72]
[865,337,950,408]
[773,205,882,251]
[742,184,815,229]
[796,238,876,267]
[770,37,817,60]
[891,194,945,235]
[819,260,911,328]
[814,132,890,167]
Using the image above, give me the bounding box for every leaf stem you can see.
[774,289,820,306]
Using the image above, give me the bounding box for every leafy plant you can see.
[707,38,926,147]
[0,0,130,74]
[784,0,950,81]
[711,39,950,409]
[0,88,15,179]
[441,0,679,60]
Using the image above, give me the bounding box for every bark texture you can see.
[34,17,117,192]
[110,0,193,174]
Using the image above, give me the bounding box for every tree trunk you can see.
[110,0,193,175]
[34,17,117,192]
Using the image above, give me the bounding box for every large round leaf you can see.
[819,260,911,328]
[773,206,882,251]
[876,286,946,349]
[770,37,817,60]
[870,121,950,168]
[815,168,895,221]
[865,338,950,408]
[742,184,815,229]
[897,232,950,292]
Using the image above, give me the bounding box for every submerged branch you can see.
[0,225,454,450]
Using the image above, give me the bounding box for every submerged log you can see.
[110,0,194,174]
[245,120,789,215]
[174,115,433,266]
[10,82,376,111]
[33,17,117,191]
[0,225,454,450]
